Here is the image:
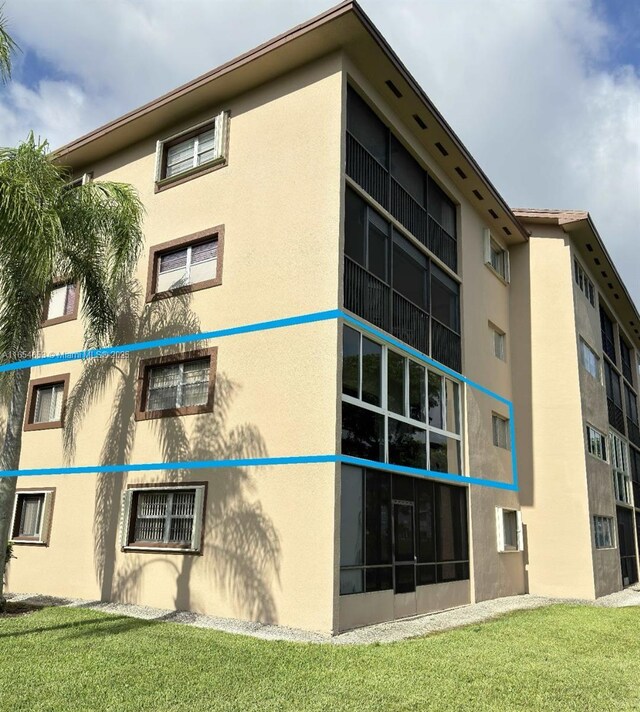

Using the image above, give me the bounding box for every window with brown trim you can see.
[11,489,55,544]
[120,483,206,553]
[42,282,78,327]
[24,374,70,431]
[154,112,228,191]
[146,227,224,301]
[135,348,216,421]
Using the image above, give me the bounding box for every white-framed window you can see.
[586,424,607,461]
[483,229,510,282]
[341,325,463,475]
[33,383,65,424]
[65,172,92,189]
[489,323,506,361]
[593,515,615,549]
[155,112,228,185]
[121,485,206,552]
[156,239,218,293]
[496,507,523,552]
[10,490,55,544]
[492,413,510,450]
[45,282,76,321]
[145,358,210,412]
[579,338,600,380]
[610,432,631,504]
[574,257,595,307]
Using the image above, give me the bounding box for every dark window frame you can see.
[146,226,224,302]
[135,348,217,421]
[23,374,70,432]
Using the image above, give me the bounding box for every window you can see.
[600,306,616,363]
[43,282,77,325]
[155,112,228,188]
[483,229,510,282]
[340,466,468,595]
[574,258,595,307]
[496,508,522,552]
[620,336,633,383]
[611,432,631,504]
[593,516,615,549]
[342,326,462,475]
[586,425,607,461]
[579,338,600,379]
[147,227,223,300]
[136,349,216,421]
[121,484,206,552]
[24,375,69,431]
[492,414,510,450]
[10,490,55,544]
[490,324,506,361]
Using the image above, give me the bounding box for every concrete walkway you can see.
[6,586,640,645]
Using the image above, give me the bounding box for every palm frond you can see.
[0,5,18,84]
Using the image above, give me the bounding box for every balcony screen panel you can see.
[368,220,389,282]
[431,265,460,332]
[346,86,388,168]
[428,176,456,238]
[605,362,623,407]
[392,234,427,309]
[416,479,436,563]
[344,188,367,266]
[340,465,364,567]
[436,484,468,562]
[365,470,392,565]
[390,135,425,207]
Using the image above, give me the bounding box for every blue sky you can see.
[1,0,639,305]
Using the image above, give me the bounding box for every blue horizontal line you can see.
[2,454,516,490]
[0,308,342,373]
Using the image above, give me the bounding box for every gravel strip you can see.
[6,587,640,645]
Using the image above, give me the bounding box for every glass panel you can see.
[147,363,180,411]
[502,510,518,549]
[341,402,384,462]
[428,371,443,429]
[365,470,392,565]
[361,337,382,406]
[342,326,360,398]
[429,432,461,474]
[340,569,363,595]
[134,492,168,542]
[388,419,427,469]
[189,258,216,285]
[191,240,217,264]
[392,234,427,309]
[387,350,405,415]
[365,567,393,592]
[431,265,459,332]
[18,495,43,537]
[340,466,363,567]
[344,188,367,266]
[445,379,460,434]
[180,359,209,407]
[416,479,436,563]
[196,129,216,153]
[34,385,61,423]
[166,137,195,176]
[347,86,388,168]
[409,361,426,421]
[64,284,76,315]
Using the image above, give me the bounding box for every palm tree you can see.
[0,5,16,83]
[0,133,144,608]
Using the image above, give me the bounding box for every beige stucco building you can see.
[5,2,639,633]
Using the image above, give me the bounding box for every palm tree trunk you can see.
[0,367,30,610]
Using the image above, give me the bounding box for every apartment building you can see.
[5,2,638,633]
[511,209,640,599]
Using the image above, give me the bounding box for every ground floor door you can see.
[393,500,417,618]
[616,506,638,587]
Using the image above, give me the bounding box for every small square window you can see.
[11,490,55,544]
[24,375,69,431]
[586,424,607,461]
[147,228,223,301]
[593,515,615,549]
[136,349,216,421]
[492,414,510,449]
[121,485,206,553]
[496,507,522,552]
[155,113,228,190]
[43,282,77,326]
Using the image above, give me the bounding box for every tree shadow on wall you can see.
[63,279,281,623]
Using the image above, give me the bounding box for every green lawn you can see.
[1,604,639,711]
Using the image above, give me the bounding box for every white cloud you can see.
[1,0,638,302]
